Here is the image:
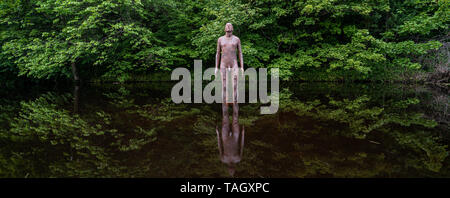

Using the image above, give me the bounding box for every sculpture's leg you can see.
[221,67,227,104]
[233,67,238,103]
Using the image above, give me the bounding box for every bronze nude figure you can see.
[215,23,245,176]
[215,23,244,103]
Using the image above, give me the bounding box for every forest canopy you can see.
[0,0,448,82]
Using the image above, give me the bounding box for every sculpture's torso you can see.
[219,35,239,68]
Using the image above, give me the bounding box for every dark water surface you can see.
[0,82,448,177]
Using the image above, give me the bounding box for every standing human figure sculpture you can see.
[215,23,244,103]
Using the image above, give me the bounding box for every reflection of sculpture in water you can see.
[215,23,243,103]
[216,102,245,177]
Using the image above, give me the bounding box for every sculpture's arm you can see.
[215,38,221,70]
[216,126,223,157]
[237,38,244,69]
[240,126,245,157]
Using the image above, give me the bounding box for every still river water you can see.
[0,82,448,177]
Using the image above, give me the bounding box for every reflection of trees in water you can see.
[242,87,446,177]
[0,83,447,177]
[421,88,449,133]
[0,90,159,177]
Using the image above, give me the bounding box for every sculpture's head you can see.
[224,23,233,33]
[227,163,236,177]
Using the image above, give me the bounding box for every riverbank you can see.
[85,69,449,92]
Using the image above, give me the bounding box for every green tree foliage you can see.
[0,0,448,81]
[1,0,174,81]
